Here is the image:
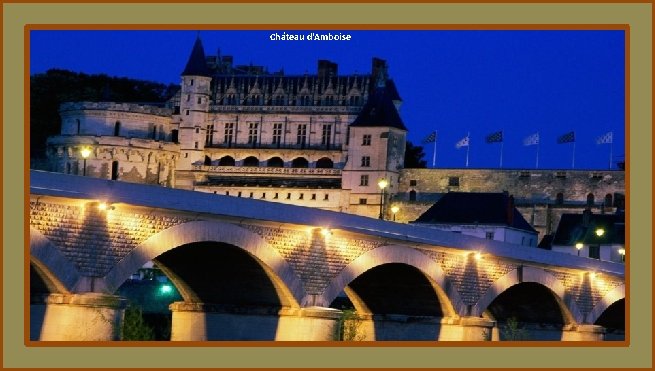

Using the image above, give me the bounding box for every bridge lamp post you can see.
[618,248,625,262]
[595,228,605,237]
[575,242,583,256]
[377,178,388,220]
[390,205,400,221]
[80,147,92,176]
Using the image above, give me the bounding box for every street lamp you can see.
[377,178,388,220]
[618,248,625,262]
[390,205,400,221]
[595,228,605,237]
[80,147,92,176]
[575,242,583,256]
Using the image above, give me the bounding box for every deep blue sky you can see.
[30,30,625,170]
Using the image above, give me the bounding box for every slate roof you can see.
[413,192,537,233]
[551,212,625,246]
[182,37,212,77]
[350,84,407,130]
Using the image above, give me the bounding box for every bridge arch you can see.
[102,220,306,307]
[29,227,80,293]
[317,244,459,317]
[587,284,625,324]
[472,266,582,324]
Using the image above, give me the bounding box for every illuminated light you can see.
[391,206,400,214]
[575,243,584,250]
[80,147,92,159]
[377,179,389,190]
[475,252,483,261]
[590,272,597,280]
[595,228,605,237]
[159,283,173,295]
[98,202,108,211]
[618,248,626,255]
[321,228,332,237]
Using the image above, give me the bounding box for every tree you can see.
[404,141,427,168]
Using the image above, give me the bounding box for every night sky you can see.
[30,30,625,170]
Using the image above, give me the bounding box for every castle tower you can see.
[343,79,407,219]
[177,36,212,176]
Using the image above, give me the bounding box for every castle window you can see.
[316,157,334,169]
[324,194,329,201]
[151,124,157,139]
[205,124,214,146]
[66,162,71,174]
[410,179,417,186]
[349,96,360,105]
[274,193,279,199]
[224,123,234,146]
[486,232,495,240]
[194,142,198,149]
[359,198,367,205]
[291,157,309,168]
[190,79,194,86]
[261,193,266,199]
[238,191,242,197]
[362,134,372,146]
[111,161,119,180]
[186,94,190,102]
[321,124,332,148]
[218,156,235,166]
[272,123,283,146]
[589,245,600,259]
[267,157,284,168]
[361,156,371,167]
[172,129,179,143]
[299,193,304,200]
[297,124,307,148]
[114,121,121,136]
[587,193,595,206]
[448,177,460,187]
[287,193,291,200]
[311,194,317,200]
[76,119,81,134]
[248,123,258,146]
[185,110,189,116]
[556,192,564,204]
[249,192,254,198]
[409,190,417,201]
[605,194,613,207]
[243,156,259,167]
[197,97,202,104]
[225,191,230,196]
[360,175,369,186]
[195,127,200,134]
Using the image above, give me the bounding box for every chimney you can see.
[318,60,338,81]
[507,195,515,226]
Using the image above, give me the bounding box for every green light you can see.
[159,284,173,295]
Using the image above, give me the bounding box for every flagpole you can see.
[536,138,540,169]
[466,132,470,168]
[432,134,437,168]
[572,141,576,169]
[499,141,503,168]
[609,139,613,169]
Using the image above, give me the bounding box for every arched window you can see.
[114,121,121,136]
[204,155,212,166]
[316,157,334,169]
[605,194,613,207]
[556,192,564,204]
[291,157,309,168]
[409,190,417,201]
[587,193,595,206]
[242,156,259,167]
[218,156,235,166]
[66,162,71,174]
[267,157,284,168]
[76,119,81,134]
[111,161,119,180]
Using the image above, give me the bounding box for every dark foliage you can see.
[29,69,179,158]
[404,141,427,168]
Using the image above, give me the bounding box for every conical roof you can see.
[182,37,212,77]
[350,84,406,130]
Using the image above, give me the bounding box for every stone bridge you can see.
[29,170,625,342]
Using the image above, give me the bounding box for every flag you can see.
[523,132,539,146]
[485,131,503,143]
[557,131,575,144]
[596,131,613,145]
[455,135,469,149]
[423,131,437,143]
